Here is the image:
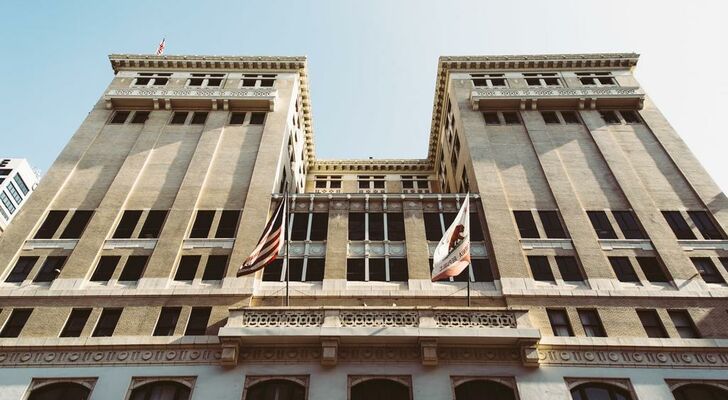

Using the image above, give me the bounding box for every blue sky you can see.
[1,0,726,191]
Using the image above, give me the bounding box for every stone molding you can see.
[22,239,78,251]
[665,379,728,393]
[311,159,433,173]
[538,346,728,369]
[470,86,644,111]
[104,87,277,112]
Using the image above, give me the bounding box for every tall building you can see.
[0,158,39,235]
[0,52,727,400]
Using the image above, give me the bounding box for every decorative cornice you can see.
[311,159,433,173]
[427,52,641,162]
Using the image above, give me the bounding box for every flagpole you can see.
[285,190,290,307]
[467,266,471,307]
[466,192,471,307]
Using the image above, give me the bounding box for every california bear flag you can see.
[431,194,470,281]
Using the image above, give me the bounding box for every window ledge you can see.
[182,238,234,250]
[23,239,78,251]
[520,238,573,250]
[103,238,157,250]
[599,238,653,251]
[678,240,728,251]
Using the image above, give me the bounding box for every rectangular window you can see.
[346,258,407,282]
[424,213,443,241]
[249,112,266,125]
[578,309,606,337]
[348,212,398,241]
[688,211,724,240]
[541,111,560,124]
[587,211,617,239]
[0,192,16,214]
[202,255,228,280]
[174,255,200,281]
[215,210,241,238]
[190,111,208,125]
[92,308,122,337]
[110,111,130,124]
[118,256,148,281]
[229,112,246,125]
[636,257,669,283]
[153,307,182,336]
[90,256,120,282]
[138,210,168,239]
[6,182,22,204]
[576,72,616,86]
[187,73,225,87]
[357,175,386,190]
[262,259,284,281]
[113,210,142,239]
[170,111,188,125]
[662,211,696,239]
[0,309,32,338]
[561,111,581,124]
[33,256,66,283]
[387,213,405,241]
[190,210,215,238]
[5,256,38,283]
[304,258,325,281]
[133,72,171,86]
[309,213,329,241]
[668,310,700,338]
[600,110,620,124]
[555,256,583,281]
[368,213,384,240]
[691,257,724,284]
[609,257,639,282]
[348,213,366,241]
[619,110,641,124]
[547,309,573,337]
[502,112,521,125]
[539,210,568,238]
[612,211,645,239]
[523,72,560,87]
[34,210,68,239]
[59,210,94,239]
[471,73,507,87]
[637,309,667,338]
[482,112,500,125]
[185,307,211,336]
[528,256,554,281]
[130,111,150,124]
[513,211,540,238]
[242,74,276,87]
[60,308,92,338]
[13,174,29,195]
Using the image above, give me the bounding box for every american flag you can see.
[237,195,287,276]
[155,38,166,55]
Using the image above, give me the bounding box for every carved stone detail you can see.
[538,347,728,369]
[340,311,419,328]
[0,346,222,367]
[433,311,517,328]
[241,310,324,328]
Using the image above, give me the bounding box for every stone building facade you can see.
[0,53,727,400]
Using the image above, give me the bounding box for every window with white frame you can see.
[314,175,342,192]
[576,71,617,86]
[357,175,386,191]
[242,74,276,87]
[471,73,507,87]
[187,73,225,87]
[133,72,172,87]
[522,72,561,87]
[401,175,429,193]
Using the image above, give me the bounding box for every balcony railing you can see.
[104,87,277,111]
[470,86,645,110]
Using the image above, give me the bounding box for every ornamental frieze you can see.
[0,346,222,367]
[538,347,728,369]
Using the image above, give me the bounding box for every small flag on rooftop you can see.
[155,38,166,55]
[237,194,288,276]
[431,194,471,281]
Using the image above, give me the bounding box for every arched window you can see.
[455,380,516,400]
[673,383,728,400]
[351,378,410,400]
[129,381,191,400]
[29,382,91,400]
[571,383,632,400]
[245,379,306,400]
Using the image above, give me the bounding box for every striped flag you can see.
[155,38,166,55]
[237,195,287,276]
[431,194,471,281]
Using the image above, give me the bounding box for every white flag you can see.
[431,195,471,281]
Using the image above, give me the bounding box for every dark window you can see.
[138,210,168,238]
[190,112,208,125]
[60,308,92,337]
[387,213,405,241]
[0,309,32,338]
[0,192,15,214]
[541,111,560,124]
[91,308,122,337]
[368,213,385,240]
[470,258,494,282]
[245,379,305,400]
[118,256,147,281]
[570,383,630,400]
[250,112,266,125]
[668,310,700,338]
[190,210,214,238]
[309,213,328,241]
[620,110,641,124]
[482,112,500,125]
[262,259,283,281]
[587,211,617,239]
[110,111,130,124]
[528,256,554,281]
[612,211,646,239]
[170,111,188,124]
[673,384,728,400]
[637,309,667,338]
[662,211,696,239]
[290,213,309,240]
[454,379,516,400]
[305,258,325,281]
[185,307,211,336]
[691,258,724,284]
[215,210,241,238]
[502,112,520,125]
[389,258,409,281]
[470,211,485,241]
[609,257,639,282]
[202,255,228,280]
[174,255,200,281]
[59,210,93,239]
[34,210,68,239]
[688,211,724,240]
[153,307,181,336]
[555,256,583,281]
[539,210,567,238]
[600,110,620,124]
[547,309,573,336]
[513,211,539,238]
[28,382,91,400]
[5,256,38,283]
[13,174,29,195]
[113,210,142,239]
[636,257,669,283]
[424,213,443,240]
[229,112,246,125]
[351,379,410,400]
[90,256,120,282]
[561,111,580,124]
[578,309,606,337]
[130,111,150,124]
[369,258,386,281]
[33,256,66,282]
[347,259,365,281]
[6,182,22,203]
[348,213,365,240]
[130,382,190,400]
